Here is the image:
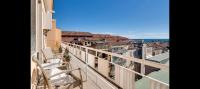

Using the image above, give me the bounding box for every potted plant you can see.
[59,49,71,70]
[63,49,70,62]
[59,46,62,53]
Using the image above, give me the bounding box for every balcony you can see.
[60,42,169,89]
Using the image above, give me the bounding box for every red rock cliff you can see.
[62,31,129,42]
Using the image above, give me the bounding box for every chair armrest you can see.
[42,63,61,69]
[49,68,80,79]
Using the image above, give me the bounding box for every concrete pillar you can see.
[142,44,147,59]
[141,44,146,74]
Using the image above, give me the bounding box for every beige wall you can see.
[154,50,162,56]
[48,0,53,11]
[52,19,56,29]
[47,19,61,53]
[43,0,53,11]
[98,58,110,77]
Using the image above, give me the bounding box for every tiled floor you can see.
[69,53,101,89]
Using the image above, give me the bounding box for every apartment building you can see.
[31,0,55,89]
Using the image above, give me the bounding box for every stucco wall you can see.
[47,19,61,52]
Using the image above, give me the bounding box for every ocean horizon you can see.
[130,39,169,43]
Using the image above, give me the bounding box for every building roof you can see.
[145,42,169,50]
[146,52,169,64]
[135,69,169,89]
[110,42,129,46]
[160,42,169,48]
[95,41,105,44]
[112,49,127,54]
[165,60,169,66]
[137,51,169,89]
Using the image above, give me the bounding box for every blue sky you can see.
[53,0,169,39]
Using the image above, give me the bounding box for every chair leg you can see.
[44,80,46,89]
[79,84,83,89]
[69,84,74,89]
[65,84,74,89]
[78,68,83,89]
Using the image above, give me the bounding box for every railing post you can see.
[86,48,88,64]
[76,46,78,55]
[74,45,76,55]
[85,47,89,82]
[110,55,113,62]
[141,44,146,75]
[95,51,97,57]
[72,44,74,54]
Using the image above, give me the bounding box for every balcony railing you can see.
[62,42,169,89]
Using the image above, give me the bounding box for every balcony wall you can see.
[81,50,86,62]
[43,0,53,12]
[63,43,169,89]
[98,57,110,77]
[88,53,95,68]
[69,50,118,89]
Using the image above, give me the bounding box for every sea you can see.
[130,39,169,43]
[143,39,169,43]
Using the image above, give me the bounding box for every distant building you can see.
[145,52,169,75]
[144,42,169,56]
[91,42,110,50]
[62,31,129,43]
[62,31,93,43]
[80,39,92,46]
[146,52,169,64]
[129,39,144,44]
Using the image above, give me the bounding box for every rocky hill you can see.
[62,31,129,42]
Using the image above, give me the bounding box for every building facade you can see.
[31,0,54,89]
